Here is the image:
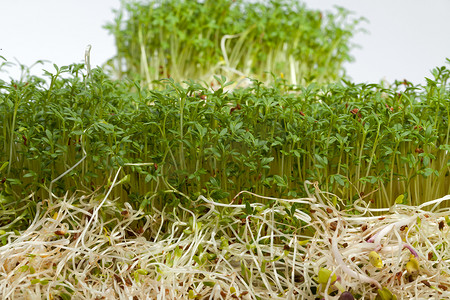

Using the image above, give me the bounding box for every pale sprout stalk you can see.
[0,183,448,299]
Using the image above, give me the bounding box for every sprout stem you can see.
[331,222,382,289]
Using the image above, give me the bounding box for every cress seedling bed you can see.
[0,0,449,297]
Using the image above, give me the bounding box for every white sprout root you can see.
[0,187,449,299]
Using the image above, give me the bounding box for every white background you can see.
[1,0,449,85]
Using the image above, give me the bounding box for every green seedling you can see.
[315,267,345,294]
[105,0,364,87]
[405,255,420,275]
[1,59,449,225]
[316,267,337,284]
[133,268,148,282]
[369,251,383,268]
[0,14,449,299]
[376,287,397,300]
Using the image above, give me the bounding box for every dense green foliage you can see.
[105,0,363,86]
[1,62,449,220]
[1,2,449,298]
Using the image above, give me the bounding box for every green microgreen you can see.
[1,60,449,230]
[104,0,364,87]
[0,4,449,295]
